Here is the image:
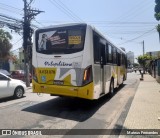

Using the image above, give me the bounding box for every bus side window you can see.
[106,44,108,62]
[117,52,121,66]
[93,34,100,63]
[123,54,126,66]
[125,55,127,67]
[121,53,124,65]
[113,47,117,64]
[107,45,113,63]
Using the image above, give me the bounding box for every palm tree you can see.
[0,29,12,59]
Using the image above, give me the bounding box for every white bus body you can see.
[32,23,127,100]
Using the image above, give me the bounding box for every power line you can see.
[36,20,158,24]
[124,1,154,21]
[57,0,84,22]
[33,19,45,27]
[48,0,83,22]
[113,0,145,21]
[105,0,153,35]
[0,6,23,16]
[11,38,23,52]
[118,28,156,45]
[12,38,23,46]
[0,2,22,11]
[113,0,151,22]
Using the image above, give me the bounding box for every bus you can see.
[32,23,127,100]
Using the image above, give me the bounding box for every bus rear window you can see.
[36,25,86,54]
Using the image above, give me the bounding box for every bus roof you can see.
[35,23,87,31]
[35,23,126,54]
[89,25,126,54]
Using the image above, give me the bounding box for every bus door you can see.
[117,51,121,85]
[100,40,106,95]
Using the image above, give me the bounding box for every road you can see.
[0,72,140,138]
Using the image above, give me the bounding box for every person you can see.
[39,34,48,51]
[134,68,137,73]
[139,68,141,74]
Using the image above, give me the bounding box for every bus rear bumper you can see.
[32,80,94,100]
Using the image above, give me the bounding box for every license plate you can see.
[53,80,64,85]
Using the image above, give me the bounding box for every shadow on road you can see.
[0,96,26,103]
[22,84,126,122]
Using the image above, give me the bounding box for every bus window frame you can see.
[35,24,87,54]
[117,51,121,66]
[112,46,117,65]
[107,44,113,64]
[93,32,100,64]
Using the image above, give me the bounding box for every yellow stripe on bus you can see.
[32,80,94,100]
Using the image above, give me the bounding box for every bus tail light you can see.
[32,66,38,82]
[83,66,92,85]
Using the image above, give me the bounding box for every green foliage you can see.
[155,0,160,21]
[137,54,152,67]
[133,63,139,67]
[0,29,12,59]
[0,29,12,40]
[155,0,160,5]
[156,24,160,32]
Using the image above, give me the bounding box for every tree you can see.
[155,0,160,20]
[137,54,152,68]
[0,29,12,59]
[155,0,160,41]
[133,63,139,68]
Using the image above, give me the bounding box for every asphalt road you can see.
[0,72,140,138]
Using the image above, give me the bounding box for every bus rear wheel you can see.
[109,79,114,97]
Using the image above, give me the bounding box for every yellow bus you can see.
[32,23,127,100]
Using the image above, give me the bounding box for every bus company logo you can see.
[44,61,72,67]
[41,76,46,82]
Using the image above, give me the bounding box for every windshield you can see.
[36,25,86,54]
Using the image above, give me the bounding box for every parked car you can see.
[0,72,26,99]
[0,69,11,77]
[10,70,32,82]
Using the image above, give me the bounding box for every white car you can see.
[0,72,26,99]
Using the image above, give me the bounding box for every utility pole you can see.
[142,40,145,56]
[23,0,44,87]
[142,40,145,74]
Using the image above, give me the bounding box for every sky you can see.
[0,0,159,61]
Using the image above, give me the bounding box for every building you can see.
[19,47,24,63]
[146,51,160,83]
[126,51,134,66]
[17,47,24,70]
[146,51,160,58]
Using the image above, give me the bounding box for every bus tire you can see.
[121,75,125,86]
[109,79,114,97]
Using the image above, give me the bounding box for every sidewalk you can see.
[26,83,32,91]
[122,73,160,129]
